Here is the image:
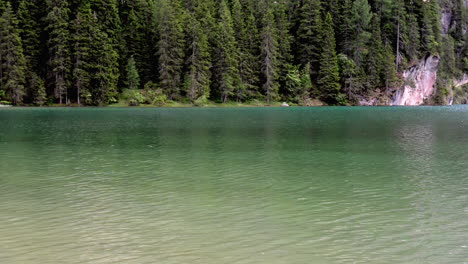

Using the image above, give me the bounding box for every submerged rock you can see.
[392,55,440,106]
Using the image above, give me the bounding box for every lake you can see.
[0,107,467,264]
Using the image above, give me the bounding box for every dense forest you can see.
[0,0,466,106]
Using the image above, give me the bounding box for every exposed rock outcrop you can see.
[392,55,440,106]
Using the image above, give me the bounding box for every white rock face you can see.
[392,55,440,106]
[281,102,290,107]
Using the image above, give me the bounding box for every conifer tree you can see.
[157,0,185,99]
[126,56,140,90]
[420,0,441,54]
[273,0,293,93]
[88,14,119,105]
[232,0,259,101]
[72,1,92,105]
[350,0,373,66]
[295,0,323,79]
[18,0,42,73]
[383,43,400,90]
[318,13,341,105]
[185,13,211,102]
[212,0,240,103]
[46,0,71,104]
[0,2,26,105]
[366,15,384,89]
[261,6,279,104]
[28,72,46,105]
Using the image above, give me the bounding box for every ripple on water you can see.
[0,107,467,263]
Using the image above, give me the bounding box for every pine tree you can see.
[261,5,279,104]
[383,43,400,90]
[317,13,341,105]
[28,72,46,105]
[366,15,384,89]
[18,0,42,72]
[121,0,156,86]
[157,0,185,99]
[420,0,441,54]
[0,2,26,105]
[350,0,373,66]
[212,0,240,103]
[88,14,119,105]
[232,0,259,101]
[185,12,211,102]
[295,0,323,79]
[273,0,293,95]
[72,1,92,105]
[46,0,71,104]
[126,56,140,90]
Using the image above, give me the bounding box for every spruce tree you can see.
[46,0,71,104]
[420,0,441,54]
[88,14,119,105]
[273,0,293,95]
[212,0,240,103]
[232,0,260,101]
[157,0,185,99]
[18,0,42,73]
[28,72,46,105]
[126,56,140,90]
[295,0,323,79]
[72,1,92,105]
[317,13,341,105]
[366,15,384,89]
[261,5,279,104]
[185,12,211,102]
[0,2,26,105]
[350,0,373,66]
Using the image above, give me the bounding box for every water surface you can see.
[0,107,467,263]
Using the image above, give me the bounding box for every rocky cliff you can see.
[391,1,467,106]
[392,55,440,106]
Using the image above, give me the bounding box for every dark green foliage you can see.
[28,72,47,105]
[212,0,240,103]
[294,0,323,79]
[72,1,91,105]
[126,56,140,90]
[0,0,465,105]
[185,12,211,102]
[232,0,260,101]
[317,13,342,105]
[46,0,71,104]
[157,0,185,99]
[0,2,26,105]
[261,5,279,104]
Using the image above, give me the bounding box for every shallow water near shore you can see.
[0,106,467,264]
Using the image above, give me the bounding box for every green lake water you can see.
[0,107,467,264]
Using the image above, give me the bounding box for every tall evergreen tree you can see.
[261,5,279,104]
[0,2,26,105]
[350,0,373,66]
[157,0,185,99]
[318,13,341,104]
[88,14,119,105]
[46,0,71,104]
[295,0,323,79]
[126,56,140,90]
[18,0,44,73]
[212,0,240,103]
[72,1,92,105]
[185,12,211,102]
[232,0,259,100]
[366,15,385,89]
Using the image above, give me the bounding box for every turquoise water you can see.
[0,107,467,264]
